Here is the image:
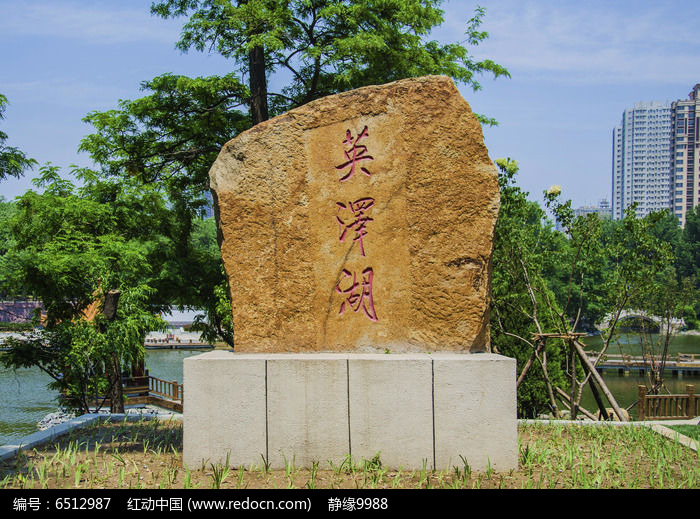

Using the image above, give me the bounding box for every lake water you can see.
[2,334,699,445]
[0,349,204,446]
[577,332,700,417]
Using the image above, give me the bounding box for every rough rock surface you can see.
[209,76,500,353]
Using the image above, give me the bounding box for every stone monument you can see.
[184,76,517,472]
[209,75,499,353]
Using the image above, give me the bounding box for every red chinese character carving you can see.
[336,197,375,257]
[335,126,373,182]
[335,267,378,322]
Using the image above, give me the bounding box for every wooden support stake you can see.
[554,387,598,421]
[572,339,628,421]
[581,360,609,420]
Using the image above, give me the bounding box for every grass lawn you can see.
[1,419,697,489]
[667,424,700,441]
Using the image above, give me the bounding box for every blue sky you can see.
[1,0,699,209]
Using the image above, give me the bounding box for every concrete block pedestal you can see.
[183,352,517,471]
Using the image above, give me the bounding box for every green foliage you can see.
[676,207,700,327]
[0,196,18,263]
[0,167,168,412]
[150,1,509,122]
[190,265,234,347]
[0,94,37,181]
[490,159,689,417]
[490,159,568,417]
[676,206,700,282]
[2,165,168,324]
[604,206,673,309]
[80,74,250,206]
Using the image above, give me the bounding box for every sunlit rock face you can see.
[209,76,500,353]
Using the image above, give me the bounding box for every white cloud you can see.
[442,1,700,84]
[0,0,180,45]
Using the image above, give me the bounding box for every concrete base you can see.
[183,352,517,471]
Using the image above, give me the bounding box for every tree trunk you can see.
[248,45,268,125]
[102,290,124,413]
[108,352,125,414]
[580,362,609,420]
[542,350,560,419]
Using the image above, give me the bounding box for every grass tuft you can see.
[0,421,697,489]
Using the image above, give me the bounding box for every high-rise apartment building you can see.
[611,101,672,219]
[670,84,700,226]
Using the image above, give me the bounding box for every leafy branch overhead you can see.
[150,1,509,123]
[80,74,250,198]
[0,94,37,181]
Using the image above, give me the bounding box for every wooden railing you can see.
[146,376,183,402]
[637,385,697,420]
[123,376,183,412]
[676,353,697,365]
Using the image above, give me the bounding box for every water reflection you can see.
[582,333,700,357]
[563,333,700,418]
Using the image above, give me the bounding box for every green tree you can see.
[0,196,17,257]
[490,158,568,418]
[491,159,677,420]
[150,1,509,125]
[677,207,700,328]
[78,2,508,347]
[0,196,19,302]
[1,166,168,413]
[79,76,240,344]
[677,206,700,283]
[0,94,36,181]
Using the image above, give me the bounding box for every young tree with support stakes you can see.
[491,158,676,421]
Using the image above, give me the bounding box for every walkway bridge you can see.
[589,352,700,377]
[94,376,183,413]
[597,310,685,333]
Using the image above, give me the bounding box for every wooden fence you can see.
[637,385,697,420]
[123,376,183,413]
